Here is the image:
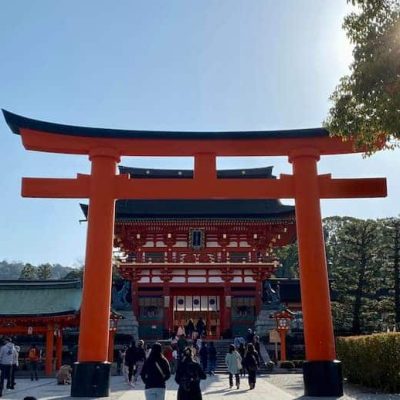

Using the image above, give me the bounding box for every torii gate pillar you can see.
[291,149,342,396]
[71,149,119,397]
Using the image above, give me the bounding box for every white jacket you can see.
[0,342,18,366]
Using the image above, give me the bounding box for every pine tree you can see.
[37,263,53,280]
[19,263,37,280]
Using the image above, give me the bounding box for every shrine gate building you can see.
[83,165,297,339]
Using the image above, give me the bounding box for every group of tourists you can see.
[179,317,207,339]
[0,337,73,397]
[0,338,41,396]
[116,327,262,400]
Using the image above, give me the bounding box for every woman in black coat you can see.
[175,347,207,400]
[140,342,171,400]
[243,343,260,390]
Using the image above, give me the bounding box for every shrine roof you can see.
[3,109,329,140]
[81,199,294,220]
[0,280,81,317]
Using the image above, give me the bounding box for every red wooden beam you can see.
[319,176,387,198]
[21,173,387,200]
[22,174,90,198]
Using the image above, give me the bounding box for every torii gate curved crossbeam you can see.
[3,109,387,398]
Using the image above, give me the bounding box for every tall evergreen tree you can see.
[325,217,383,333]
[19,263,37,280]
[37,263,53,280]
[380,217,400,326]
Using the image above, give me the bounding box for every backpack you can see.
[180,363,199,392]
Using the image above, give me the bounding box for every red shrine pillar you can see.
[255,279,263,316]
[223,283,232,337]
[279,330,287,362]
[163,284,171,337]
[56,329,63,370]
[45,325,54,376]
[131,279,140,319]
[290,148,343,397]
[71,148,119,397]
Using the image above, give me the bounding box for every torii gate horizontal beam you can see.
[22,174,387,199]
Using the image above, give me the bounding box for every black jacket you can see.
[125,346,136,366]
[175,359,206,400]
[140,356,171,389]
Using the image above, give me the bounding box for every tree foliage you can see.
[276,216,400,334]
[19,263,37,280]
[325,0,400,153]
[37,263,53,280]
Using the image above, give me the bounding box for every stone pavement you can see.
[2,373,400,400]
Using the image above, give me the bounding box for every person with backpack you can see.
[243,343,260,390]
[175,347,206,400]
[225,344,242,389]
[27,344,40,381]
[140,342,171,400]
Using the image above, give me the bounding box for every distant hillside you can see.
[0,260,76,280]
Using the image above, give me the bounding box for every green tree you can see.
[37,263,53,280]
[380,217,400,325]
[274,243,299,278]
[325,0,400,153]
[325,217,384,333]
[19,263,37,280]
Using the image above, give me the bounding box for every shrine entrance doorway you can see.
[171,290,222,339]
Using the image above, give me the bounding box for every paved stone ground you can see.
[2,373,400,400]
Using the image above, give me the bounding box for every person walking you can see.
[177,335,188,360]
[246,328,254,344]
[11,344,19,389]
[207,342,217,375]
[171,346,178,374]
[225,344,242,389]
[175,347,207,400]
[196,318,206,338]
[124,341,137,386]
[238,343,246,377]
[253,335,263,363]
[0,337,18,391]
[185,319,195,339]
[198,342,208,373]
[243,343,260,390]
[134,340,147,384]
[140,342,171,400]
[27,344,40,381]
[116,346,126,376]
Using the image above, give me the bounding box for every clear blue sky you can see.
[0,1,398,266]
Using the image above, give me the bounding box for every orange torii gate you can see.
[3,109,386,397]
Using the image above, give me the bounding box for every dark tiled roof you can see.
[3,109,329,140]
[80,199,294,220]
[0,280,81,317]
